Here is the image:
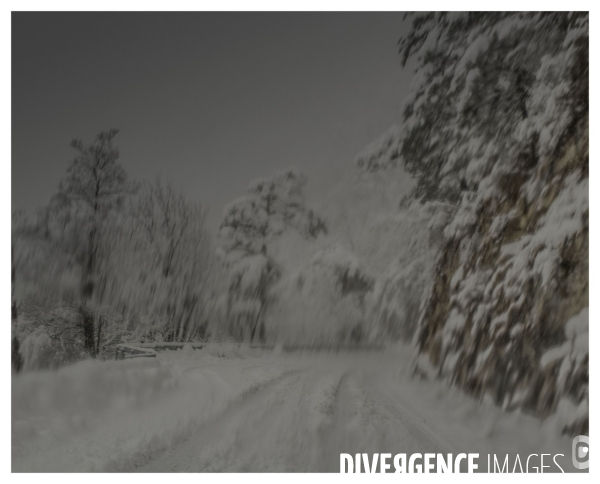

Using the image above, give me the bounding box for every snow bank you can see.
[12,358,178,448]
[19,329,54,371]
[11,347,282,472]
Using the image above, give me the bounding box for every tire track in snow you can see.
[314,371,352,471]
[356,372,471,471]
[135,368,309,472]
[315,369,427,471]
[370,385,448,452]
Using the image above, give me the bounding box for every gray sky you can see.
[12,12,412,231]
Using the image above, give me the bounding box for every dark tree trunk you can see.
[12,336,22,373]
[12,245,21,372]
[80,306,96,358]
[96,316,103,357]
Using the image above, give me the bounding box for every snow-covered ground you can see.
[12,343,581,472]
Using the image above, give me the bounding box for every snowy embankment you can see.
[11,343,286,472]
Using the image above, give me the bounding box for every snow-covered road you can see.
[12,344,579,472]
[138,361,447,472]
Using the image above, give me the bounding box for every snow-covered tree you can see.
[218,168,327,342]
[398,12,588,204]
[48,129,137,356]
[111,177,218,342]
[219,168,326,254]
[388,12,589,433]
[268,244,373,345]
[12,130,137,361]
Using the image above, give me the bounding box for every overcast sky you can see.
[12,12,413,231]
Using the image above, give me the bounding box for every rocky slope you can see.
[357,13,590,435]
[415,116,588,435]
[394,13,590,435]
